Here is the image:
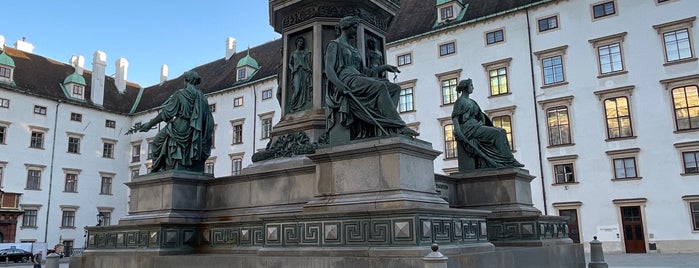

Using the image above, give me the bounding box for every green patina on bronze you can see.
[287,36,313,113]
[452,79,523,171]
[251,132,319,162]
[127,71,215,173]
[324,16,417,143]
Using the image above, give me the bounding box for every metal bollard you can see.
[423,243,448,268]
[46,253,60,268]
[588,236,608,268]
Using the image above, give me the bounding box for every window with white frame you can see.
[100,174,113,195]
[205,158,216,175]
[102,139,116,159]
[237,68,247,80]
[230,153,244,175]
[439,41,456,57]
[482,58,512,96]
[606,148,640,180]
[398,80,416,113]
[67,133,82,154]
[29,127,48,149]
[20,205,39,228]
[653,17,696,64]
[72,85,84,99]
[0,98,9,108]
[485,29,504,45]
[259,112,274,139]
[539,96,574,147]
[589,32,627,76]
[60,207,77,228]
[64,173,78,193]
[435,69,461,105]
[440,5,454,20]
[131,143,141,163]
[397,53,412,66]
[538,15,559,32]
[548,155,578,184]
[534,45,568,87]
[591,1,616,19]
[674,141,699,175]
[26,165,44,190]
[231,119,245,144]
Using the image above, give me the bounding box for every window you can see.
[399,87,414,112]
[554,163,575,184]
[22,209,38,228]
[234,97,244,107]
[70,113,82,122]
[439,42,456,57]
[538,16,559,32]
[231,157,243,175]
[61,210,75,228]
[534,46,568,87]
[491,115,513,150]
[589,32,627,76]
[30,131,44,149]
[672,86,699,131]
[0,67,11,79]
[64,173,78,192]
[237,68,246,80]
[33,105,46,115]
[683,151,699,174]
[397,53,412,66]
[443,124,457,159]
[0,125,6,144]
[440,5,454,20]
[72,85,84,99]
[68,137,81,154]
[604,97,633,139]
[441,78,458,105]
[102,141,115,158]
[130,169,140,180]
[26,169,41,190]
[261,118,272,139]
[131,144,141,163]
[205,161,215,174]
[486,29,504,45]
[147,141,153,159]
[0,164,4,187]
[231,119,244,144]
[690,201,699,231]
[489,68,508,96]
[105,119,116,128]
[100,176,112,195]
[0,98,9,108]
[592,1,616,19]
[262,89,273,100]
[547,107,572,146]
[100,211,112,226]
[653,17,696,64]
[212,124,217,149]
[613,157,638,179]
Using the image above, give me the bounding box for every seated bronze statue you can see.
[451,79,523,170]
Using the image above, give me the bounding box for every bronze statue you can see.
[365,37,385,79]
[128,71,215,173]
[451,79,523,170]
[324,16,417,140]
[287,36,312,112]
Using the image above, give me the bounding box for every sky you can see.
[2,1,280,87]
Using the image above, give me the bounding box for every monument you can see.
[76,1,584,267]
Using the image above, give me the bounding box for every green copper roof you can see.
[236,49,259,69]
[0,51,15,67]
[64,71,86,85]
[436,0,463,6]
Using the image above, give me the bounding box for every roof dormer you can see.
[62,71,87,101]
[435,0,467,27]
[0,48,15,85]
[236,49,259,82]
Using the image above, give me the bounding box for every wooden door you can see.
[621,206,646,253]
[559,209,580,243]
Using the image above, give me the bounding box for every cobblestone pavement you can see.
[590,253,699,268]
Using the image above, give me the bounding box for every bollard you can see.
[423,243,448,268]
[45,253,60,268]
[588,236,608,268]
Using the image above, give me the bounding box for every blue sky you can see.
[3,1,280,87]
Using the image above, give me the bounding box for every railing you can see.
[70,247,84,257]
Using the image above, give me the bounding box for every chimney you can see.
[115,57,128,93]
[160,64,168,85]
[226,37,237,60]
[91,51,107,106]
[70,55,85,75]
[0,35,5,50]
[14,37,34,53]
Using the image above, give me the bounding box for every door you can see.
[63,240,73,257]
[621,206,646,253]
[559,209,580,243]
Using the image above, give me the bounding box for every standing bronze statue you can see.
[451,79,523,170]
[324,16,417,140]
[128,71,215,173]
[288,36,312,112]
[365,38,385,79]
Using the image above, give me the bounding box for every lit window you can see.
[672,86,699,131]
[261,118,272,139]
[30,131,44,149]
[105,120,116,128]
[554,163,575,184]
[486,30,504,45]
[234,97,244,107]
[397,53,412,66]
[592,1,615,19]
[440,5,454,20]
[0,98,9,108]
[439,42,456,56]
[232,158,242,175]
[399,87,414,112]
[443,124,456,159]
[101,176,112,194]
[34,105,47,115]
[61,210,75,228]
[604,97,633,139]
[542,56,564,85]
[683,151,699,174]
[441,78,458,105]
[68,137,81,154]
[613,157,637,179]
[547,106,571,146]
[22,209,38,227]
[232,124,243,144]
[489,67,508,96]
[26,170,41,190]
[538,16,559,32]
[70,113,82,122]
[491,115,513,150]
[64,173,78,192]
[262,89,273,100]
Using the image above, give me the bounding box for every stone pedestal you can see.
[304,136,449,212]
